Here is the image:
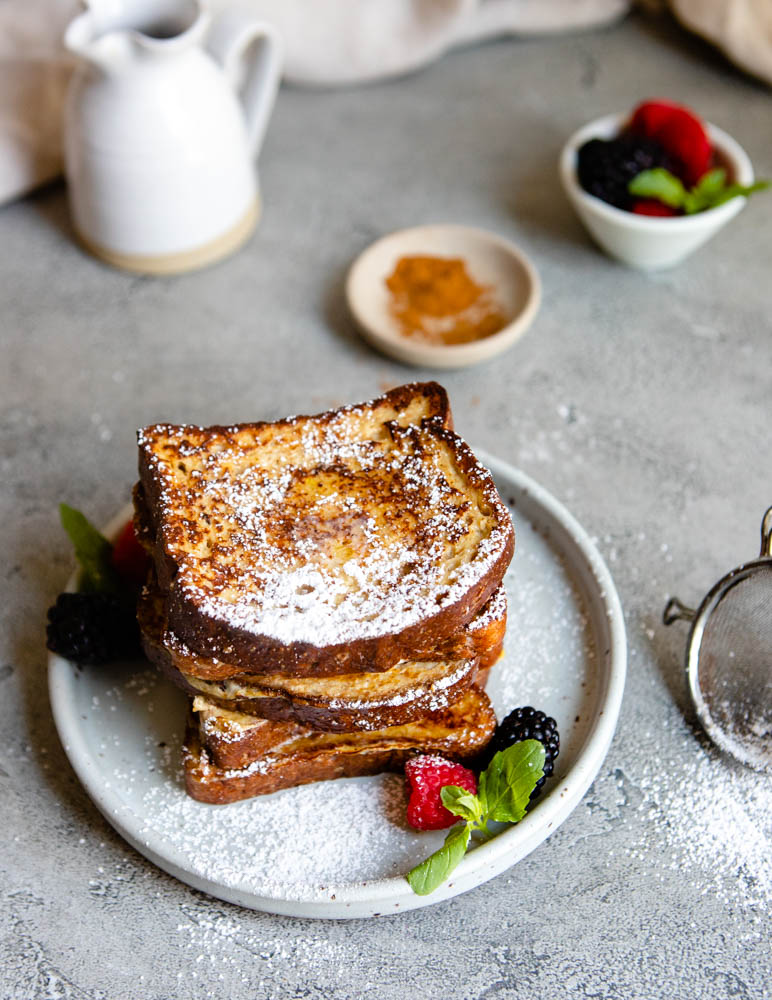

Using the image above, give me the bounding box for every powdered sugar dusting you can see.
[139,408,513,649]
[487,522,598,772]
[594,722,772,923]
[468,582,507,633]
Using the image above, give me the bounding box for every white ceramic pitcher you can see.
[64,0,282,274]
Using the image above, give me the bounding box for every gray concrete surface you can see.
[1,10,770,999]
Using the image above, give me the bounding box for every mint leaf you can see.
[684,168,726,214]
[60,503,118,593]
[478,740,546,825]
[711,179,770,208]
[406,822,471,896]
[629,166,769,215]
[440,785,482,824]
[692,167,726,198]
[629,168,686,208]
[693,168,726,198]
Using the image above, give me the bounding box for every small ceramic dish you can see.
[559,113,754,270]
[345,224,541,369]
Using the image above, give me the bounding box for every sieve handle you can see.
[663,597,695,625]
[760,506,772,557]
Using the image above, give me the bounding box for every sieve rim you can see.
[684,555,772,772]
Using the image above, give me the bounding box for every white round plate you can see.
[346,225,541,369]
[49,456,626,919]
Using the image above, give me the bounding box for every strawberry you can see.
[629,99,712,186]
[404,755,477,830]
[111,519,150,587]
[631,199,680,217]
[655,113,712,186]
[629,100,682,139]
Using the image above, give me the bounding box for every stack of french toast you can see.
[133,383,514,804]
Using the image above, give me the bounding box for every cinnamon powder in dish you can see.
[385,255,508,346]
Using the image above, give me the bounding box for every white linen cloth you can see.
[0,0,769,208]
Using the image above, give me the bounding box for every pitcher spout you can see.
[64,11,135,72]
[64,0,204,72]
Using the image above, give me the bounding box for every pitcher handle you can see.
[206,8,283,158]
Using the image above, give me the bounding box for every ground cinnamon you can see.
[385,255,508,346]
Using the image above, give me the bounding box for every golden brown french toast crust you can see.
[184,726,399,805]
[137,382,514,675]
[138,579,506,732]
[183,687,496,803]
[195,687,497,771]
[137,574,507,681]
[147,633,483,733]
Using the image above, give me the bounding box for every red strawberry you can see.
[629,100,679,138]
[631,199,680,217]
[404,755,477,830]
[629,99,712,186]
[111,519,150,587]
[656,113,711,186]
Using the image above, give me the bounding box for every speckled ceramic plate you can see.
[48,455,626,919]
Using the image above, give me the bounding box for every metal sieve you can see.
[664,506,772,772]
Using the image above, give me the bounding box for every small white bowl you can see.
[346,224,541,369]
[559,113,754,270]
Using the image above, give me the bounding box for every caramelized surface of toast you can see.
[184,687,497,803]
[137,382,514,675]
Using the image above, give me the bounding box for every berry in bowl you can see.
[560,100,767,270]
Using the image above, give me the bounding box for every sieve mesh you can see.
[694,565,772,769]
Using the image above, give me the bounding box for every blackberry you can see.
[46,592,140,665]
[481,706,559,800]
[577,133,673,210]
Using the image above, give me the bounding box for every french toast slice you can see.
[154,647,483,732]
[136,382,514,677]
[141,585,506,732]
[193,698,310,769]
[183,686,497,804]
[130,379,452,566]
[137,575,507,681]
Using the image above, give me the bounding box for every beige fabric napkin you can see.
[0,0,74,203]
[670,0,772,89]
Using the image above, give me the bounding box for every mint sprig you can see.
[405,823,472,896]
[478,739,546,823]
[629,167,769,214]
[59,503,120,594]
[406,740,546,896]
